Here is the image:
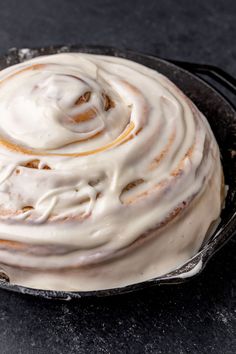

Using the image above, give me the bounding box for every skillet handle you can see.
[169,60,236,95]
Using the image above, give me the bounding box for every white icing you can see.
[0,53,223,291]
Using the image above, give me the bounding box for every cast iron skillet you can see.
[0,45,235,300]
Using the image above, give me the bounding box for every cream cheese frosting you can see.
[0,53,223,291]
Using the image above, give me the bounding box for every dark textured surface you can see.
[0,1,236,353]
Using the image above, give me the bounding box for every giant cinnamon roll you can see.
[0,53,224,291]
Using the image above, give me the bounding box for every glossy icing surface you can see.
[0,53,223,290]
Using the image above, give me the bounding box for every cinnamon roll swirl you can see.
[0,53,224,291]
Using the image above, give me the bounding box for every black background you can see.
[0,1,236,353]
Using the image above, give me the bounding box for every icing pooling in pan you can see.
[0,53,223,290]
